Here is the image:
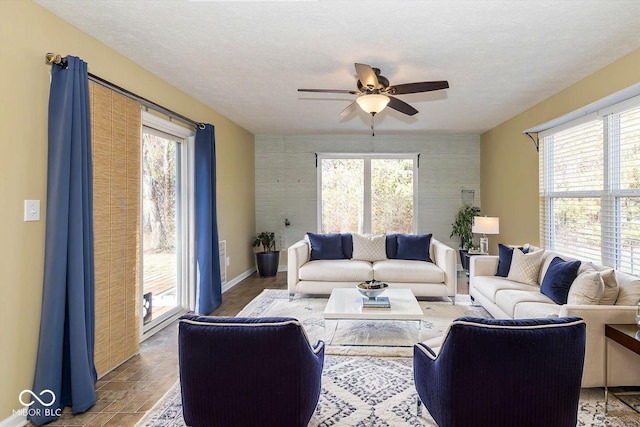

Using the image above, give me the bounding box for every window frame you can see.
[316,152,419,234]
[140,112,195,340]
[539,95,640,273]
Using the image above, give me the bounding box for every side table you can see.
[462,251,488,277]
[604,324,640,414]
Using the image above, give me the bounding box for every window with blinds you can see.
[539,97,640,274]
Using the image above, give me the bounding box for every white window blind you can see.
[539,97,640,274]
[614,103,640,273]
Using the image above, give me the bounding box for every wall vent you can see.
[219,240,227,284]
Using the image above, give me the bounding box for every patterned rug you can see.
[136,356,640,427]
[235,289,491,357]
[135,290,640,426]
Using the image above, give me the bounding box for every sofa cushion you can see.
[307,233,345,260]
[567,270,604,305]
[352,233,387,262]
[496,289,556,318]
[373,259,444,283]
[514,301,562,319]
[507,249,544,286]
[471,276,539,303]
[540,257,581,305]
[299,259,373,282]
[496,244,528,277]
[396,233,433,262]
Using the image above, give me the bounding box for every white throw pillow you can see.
[616,278,640,306]
[599,269,620,305]
[567,271,604,305]
[352,234,387,262]
[507,249,544,286]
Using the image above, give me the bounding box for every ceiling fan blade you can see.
[387,96,418,116]
[298,88,358,94]
[387,81,449,95]
[355,63,380,90]
[339,100,359,117]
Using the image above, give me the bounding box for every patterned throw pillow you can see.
[507,249,544,286]
[352,234,387,262]
[495,244,529,277]
[567,270,604,305]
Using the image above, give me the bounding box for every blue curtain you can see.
[29,56,96,425]
[195,124,223,314]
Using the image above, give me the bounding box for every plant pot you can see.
[256,251,280,277]
[459,249,469,271]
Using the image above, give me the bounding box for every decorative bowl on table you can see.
[357,280,388,299]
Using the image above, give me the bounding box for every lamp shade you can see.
[472,216,499,234]
[356,94,390,114]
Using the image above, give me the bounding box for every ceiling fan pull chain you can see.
[371,113,375,136]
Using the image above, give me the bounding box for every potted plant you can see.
[252,232,280,277]
[450,206,480,270]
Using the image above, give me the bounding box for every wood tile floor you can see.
[35,271,468,427]
[31,272,287,427]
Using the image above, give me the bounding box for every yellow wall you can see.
[0,0,255,419]
[480,48,640,252]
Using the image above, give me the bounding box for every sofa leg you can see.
[416,395,423,417]
[449,295,455,305]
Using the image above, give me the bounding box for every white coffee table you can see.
[322,288,424,346]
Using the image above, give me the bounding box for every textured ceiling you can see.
[34,0,640,136]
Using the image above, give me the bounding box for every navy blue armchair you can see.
[179,315,324,427]
[414,316,586,427]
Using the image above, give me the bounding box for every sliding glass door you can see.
[140,114,194,335]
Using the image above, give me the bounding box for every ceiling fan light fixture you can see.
[356,94,390,115]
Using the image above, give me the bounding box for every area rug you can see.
[235,289,491,357]
[136,355,640,427]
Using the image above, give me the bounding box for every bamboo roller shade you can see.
[90,82,141,377]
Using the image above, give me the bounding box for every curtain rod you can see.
[45,53,204,129]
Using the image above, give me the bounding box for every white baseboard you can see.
[222,267,256,293]
[0,413,27,427]
[222,265,286,293]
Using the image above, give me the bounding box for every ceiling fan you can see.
[298,63,449,117]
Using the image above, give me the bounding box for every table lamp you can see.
[472,216,499,254]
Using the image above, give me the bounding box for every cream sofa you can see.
[288,236,457,303]
[469,251,640,387]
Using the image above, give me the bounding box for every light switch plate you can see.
[24,200,40,221]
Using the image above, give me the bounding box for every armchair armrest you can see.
[287,239,310,297]
[414,342,437,360]
[431,239,457,297]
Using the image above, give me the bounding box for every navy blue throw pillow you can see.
[396,234,433,262]
[496,244,529,277]
[307,233,344,260]
[386,234,398,259]
[340,233,353,259]
[540,257,581,305]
